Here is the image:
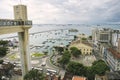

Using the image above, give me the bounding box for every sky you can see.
[0,0,120,24]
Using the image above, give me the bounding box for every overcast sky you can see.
[0,0,120,24]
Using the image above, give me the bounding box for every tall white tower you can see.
[14,4,31,78]
[14,5,28,20]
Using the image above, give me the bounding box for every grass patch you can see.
[9,54,17,60]
[31,53,44,57]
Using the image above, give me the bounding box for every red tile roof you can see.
[72,76,86,80]
[108,48,120,59]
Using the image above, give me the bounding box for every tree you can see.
[58,51,71,67]
[92,60,110,76]
[89,35,92,40]
[0,40,9,57]
[67,61,86,76]
[0,40,9,47]
[86,67,95,80]
[0,60,3,64]
[70,47,81,57]
[54,46,64,54]
[81,38,87,41]
[24,69,45,80]
[74,35,77,40]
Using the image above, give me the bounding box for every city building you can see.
[14,5,28,20]
[105,48,120,71]
[72,76,87,80]
[118,38,120,53]
[111,30,120,47]
[92,28,112,43]
[99,43,110,58]
[70,41,93,55]
[95,75,106,80]
[95,71,120,80]
[105,71,120,80]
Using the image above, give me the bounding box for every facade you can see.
[70,41,93,55]
[118,38,120,53]
[111,30,120,47]
[105,71,120,80]
[92,28,112,43]
[95,75,106,80]
[92,28,120,71]
[105,48,120,71]
[14,5,28,20]
[99,43,109,58]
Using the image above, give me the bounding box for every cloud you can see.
[0,0,120,24]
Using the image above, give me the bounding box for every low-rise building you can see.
[95,75,106,80]
[105,71,120,80]
[70,41,93,55]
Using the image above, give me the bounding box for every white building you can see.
[111,30,120,47]
[105,48,120,71]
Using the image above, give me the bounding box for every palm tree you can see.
[24,69,45,80]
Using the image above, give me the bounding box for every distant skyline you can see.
[0,0,120,24]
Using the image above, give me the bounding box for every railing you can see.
[0,19,32,26]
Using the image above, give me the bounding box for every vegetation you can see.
[54,46,64,54]
[92,60,110,76]
[88,35,92,40]
[81,38,87,41]
[24,69,45,80]
[58,51,71,67]
[31,53,44,57]
[74,35,77,40]
[70,47,81,57]
[67,61,86,76]
[0,60,3,64]
[9,54,17,60]
[0,40,9,57]
[65,60,109,80]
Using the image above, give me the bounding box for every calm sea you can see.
[0,24,120,53]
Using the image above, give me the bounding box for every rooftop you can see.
[108,48,120,59]
[72,76,86,80]
[81,41,93,47]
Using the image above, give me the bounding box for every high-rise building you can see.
[98,28,112,43]
[111,30,120,47]
[14,5,28,20]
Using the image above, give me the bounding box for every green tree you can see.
[24,69,45,80]
[70,47,81,57]
[58,51,71,67]
[81,38,87,41]
[0,40,9,57]
[92,60,110,76]
[67,61,86,76]
[89,35,92,40]
[70,47,78,53]
[0,60,3,64]
[54,46,64,54]
[86,67,95,80]
[0,40,9,47]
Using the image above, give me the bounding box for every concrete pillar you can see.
[18,28,31,78]
[14,5,31,78]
